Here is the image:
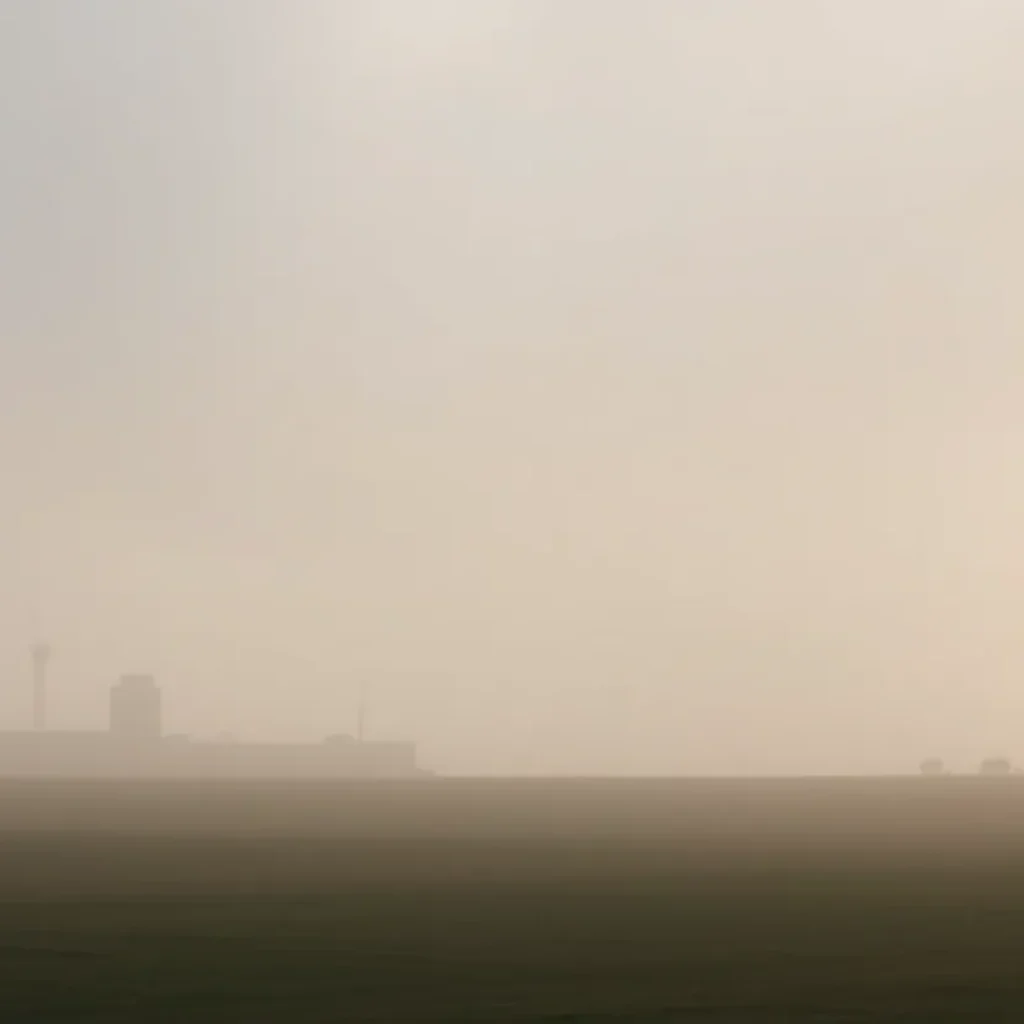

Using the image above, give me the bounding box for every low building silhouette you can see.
[0,675,424,779]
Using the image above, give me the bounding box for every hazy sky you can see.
[2,1,1024,774]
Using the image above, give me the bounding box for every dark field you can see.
[5,778,1024,1021]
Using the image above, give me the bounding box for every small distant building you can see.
[919,758,945,776]
[979,757,1013,776]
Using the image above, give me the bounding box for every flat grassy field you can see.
[3,777,1024,1022]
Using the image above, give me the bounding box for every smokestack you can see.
[31,643,51,731]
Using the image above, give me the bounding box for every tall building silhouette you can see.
[109,675,162,741]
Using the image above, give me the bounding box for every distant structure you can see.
[109,675,162,741]
[0,674,426,779]
[919,757,945,776]
[31,643,51,731]
[979,757,1013,776]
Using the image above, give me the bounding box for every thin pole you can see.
[32,643,51,731]
[356,685,366,742]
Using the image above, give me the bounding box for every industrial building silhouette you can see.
[0,650,423,778]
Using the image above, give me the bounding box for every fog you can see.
[1,1,1023,774]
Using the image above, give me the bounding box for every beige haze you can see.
[1,1,1023,774]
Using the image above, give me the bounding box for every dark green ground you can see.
[3,778,1024,1022]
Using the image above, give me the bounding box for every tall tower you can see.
[31,643,51,731]
[356,684,366,742]
[109,675,162,741]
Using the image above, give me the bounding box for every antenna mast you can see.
[31,643,52,731]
